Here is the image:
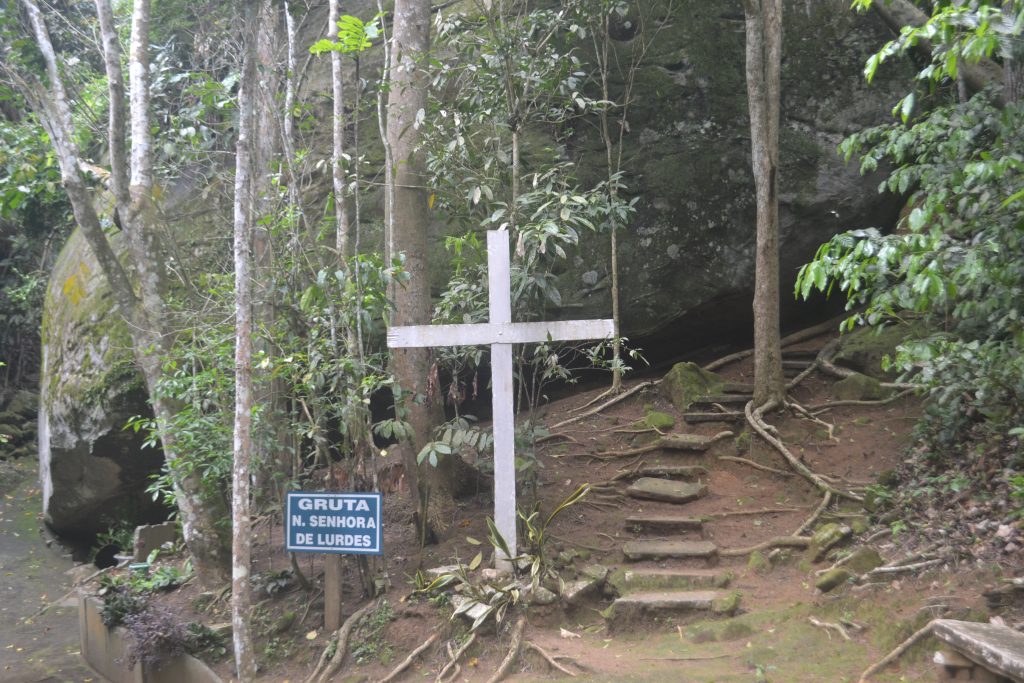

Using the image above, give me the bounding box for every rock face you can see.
[39,230,165,540]
[565,0,908,354]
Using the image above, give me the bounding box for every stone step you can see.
[692,393,752,406]
[782,359,813,369]
[620,465,707,481]
[626,478,707,504]
[622,540,718,562]
[608,590,740,630]
[682,411,745,424]
[624,514,704,533]
[609,568,732,593]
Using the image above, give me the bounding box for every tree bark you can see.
[330,0,352,261]
[744,0,785,407]
[1004,2,1024,103]
[20,0,231,587]
[231,4,258,679]
[386,0,458,542]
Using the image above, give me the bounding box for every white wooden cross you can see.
[388,230,614,568]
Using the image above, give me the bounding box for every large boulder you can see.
[564,0,908,355]
[39,229,167,540]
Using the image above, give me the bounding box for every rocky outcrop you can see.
[39,230,165,540]
[565,0,909,354]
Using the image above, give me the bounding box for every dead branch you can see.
[308,601,376,683]
[818,356,920,391]
[719,535,812,557]
[718,455,793,477]
[377,632,439,683]
[808,616,851,641]
[526,641,580,677]
[436,633,476,683]
[486,616,527,683]
[596,431,732,457]
[794,492,832,537]
[857,619,937,682]
[745,400,863,502]
[807,388,916,414]
[551,381,655,430]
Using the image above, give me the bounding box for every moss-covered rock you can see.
[808,523,853,563]
[659,362,723,412]
[643,410,676,431]
[842,547,884,575]
[747,550,771,574]
[832,373,887,401]
[834,323,918,379]
[815,568,854,593]
[712,591,742,615]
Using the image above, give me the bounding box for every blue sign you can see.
[286,492,383,555]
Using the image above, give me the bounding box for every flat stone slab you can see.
[625,515,704,533]
[615,590,719,611]
[612,568,731,592]
[932,619,1024,682]
[622,540,718,562]
[626,478,707,504]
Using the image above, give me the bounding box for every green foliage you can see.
[797,96,1024,448]
[854,0,1022,92]
[350,601,394,665]
[310,14,381,55]
[183,622,228,660]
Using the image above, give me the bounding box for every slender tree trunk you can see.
[386,0,458,542]
[230,5,258,678]
[21,0,231,587]
[1004,2,1024,103]
[743,0,785,407]
[330,0,352,261]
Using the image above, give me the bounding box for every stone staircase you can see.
[605,464,741,631]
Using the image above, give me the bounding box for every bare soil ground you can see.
[109,333,1022,682]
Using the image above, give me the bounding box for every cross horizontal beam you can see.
[387,319,615,349]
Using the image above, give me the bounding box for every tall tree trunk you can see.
[20,0,231,587]
[330,0,352,261]
[386,0,458,542]
[231,4,258,679]
[743,0,785,407]
[1004,2,1024,103]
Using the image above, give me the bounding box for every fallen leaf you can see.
[305,630,318,640]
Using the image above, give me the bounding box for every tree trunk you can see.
[330,0,352,262]
[744,0,785,407]
[385,0,458,542]
[230,4,258,679]
[1004,2,1024,103]
[21,0,231,587]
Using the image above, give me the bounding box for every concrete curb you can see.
[78,593,223,683]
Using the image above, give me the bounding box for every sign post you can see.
[286,492,383,629]
[387,230,613,569]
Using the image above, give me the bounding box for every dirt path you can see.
[0,457,97,682]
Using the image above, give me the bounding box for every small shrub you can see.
[121,604,188,671]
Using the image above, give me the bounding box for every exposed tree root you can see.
[307,601,376,683]
[536,432,579,445]
[525,641,583,677]
[704,316,843,373]
[863,558,945,578]
[794,492,833,537]
[818,355,920,391]
[701,506,806,519]
[787,400,838,442]
[857,619,937,682]
[720,535,812,557]
[717,455,793,477]
[808,616,851,641]
[550,381,655,430]
[486,616,527,683]
[595,431,732,457]
[683,410,745,423]
[436,633,476,683]
[745,400,862,502]
[807,388,916,414]
[377,632,439,683]
[550,533,613,553]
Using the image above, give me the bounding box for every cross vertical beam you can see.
[487,230,516,567]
